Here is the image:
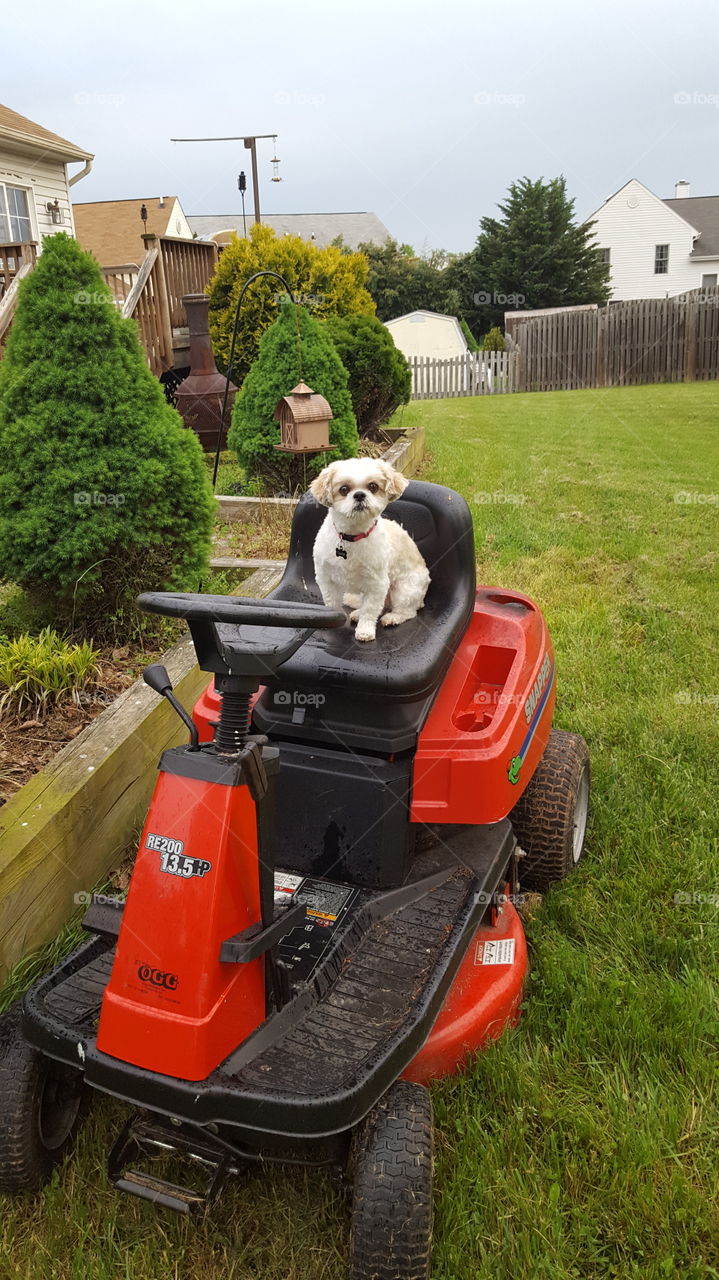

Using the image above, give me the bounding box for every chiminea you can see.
[175,294,237,452]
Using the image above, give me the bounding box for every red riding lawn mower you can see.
[0,480,589,1280]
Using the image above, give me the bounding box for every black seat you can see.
[251,480,476,755]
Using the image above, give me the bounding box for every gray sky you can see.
[8,0,719,253]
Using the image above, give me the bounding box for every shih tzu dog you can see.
[309,458,430,642]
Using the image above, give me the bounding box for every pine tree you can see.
[228,302,359,492]
[448,176,611,334]
[0,233,214,636]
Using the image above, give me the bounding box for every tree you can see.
[228,303,359,493]
[482,326,506,352]
[323,313,411,436]
[446,176,611,334]
[358,238,452,321]
[208,224,375,384]
[0,233,214,636]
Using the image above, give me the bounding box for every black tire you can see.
[510,729,590,892]
[0,1002,86,1193]
[349,1080,433,1280]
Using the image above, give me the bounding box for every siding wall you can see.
[0,145,76,246]
[590,179,717,301]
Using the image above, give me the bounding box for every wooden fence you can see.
[511,290,719,392]
[409,350,518,399]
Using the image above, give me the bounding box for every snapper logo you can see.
[524,653,551,725]
[508,652,555,783]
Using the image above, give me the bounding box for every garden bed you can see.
[0,647,153,806]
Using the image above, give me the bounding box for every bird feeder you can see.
[274,382,334,453]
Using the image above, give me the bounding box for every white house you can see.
[73,196,194,269]
[0,103,93,293]
[384,310,469,361]
[588,178,719,300]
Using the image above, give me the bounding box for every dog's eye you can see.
[338,485,350,496]
[368,483,379,493]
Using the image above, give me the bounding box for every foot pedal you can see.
[108,1113,232,1214]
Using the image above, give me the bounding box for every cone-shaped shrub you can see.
[0,234,214,636]
[228,302,359,492]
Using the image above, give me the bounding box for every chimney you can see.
[674,180,690,198]
[159,195,166,208]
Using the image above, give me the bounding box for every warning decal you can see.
[475,938,516,966]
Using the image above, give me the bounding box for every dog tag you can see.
[335,544,347,559]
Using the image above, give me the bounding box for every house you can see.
[0,103,93,294]
[588,179,719,300]
[384,310,469,361]
[186,211,391,250]
[73,196,194,269]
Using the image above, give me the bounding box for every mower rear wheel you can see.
[510,729,590,892]
[349,1080,433,1280]
[0,1002,86,1193]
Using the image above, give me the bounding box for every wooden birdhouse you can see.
[274,382,334,454]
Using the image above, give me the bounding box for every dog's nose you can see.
[353,490,366,503]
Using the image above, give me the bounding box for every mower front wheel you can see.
[0,1002,86,1193]
[349,1080,433,1280]
[510,728,590,892]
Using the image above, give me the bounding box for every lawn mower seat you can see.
[250,479,476,755]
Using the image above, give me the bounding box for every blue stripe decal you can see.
[517,662,555,762]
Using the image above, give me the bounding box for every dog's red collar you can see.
[334,520,378,543]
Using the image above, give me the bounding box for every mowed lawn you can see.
[2,382,718,1279]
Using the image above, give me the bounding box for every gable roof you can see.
[0,103,92,162]
[663,195,719,257]
[186,211,391,250]
[73,197,185,267]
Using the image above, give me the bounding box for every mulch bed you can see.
[0,648,154,807]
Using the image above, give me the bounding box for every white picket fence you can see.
[408,350,518,399]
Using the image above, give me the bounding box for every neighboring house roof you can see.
[0,103,92,162]
[186,211,392,249]
[73,197,186,267]
[663,195,719,258]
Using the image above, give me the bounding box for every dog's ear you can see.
[309,462,338,507]
[379,461,409,501]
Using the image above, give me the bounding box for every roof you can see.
[385,309,464,327]
[73,197,182,267]
[0,103,92,162]
[663,195,719,258]
[186,211,392,250]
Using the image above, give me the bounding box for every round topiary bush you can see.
[228,302,359,493]
[0,233,214,638]
[323,313,411,437]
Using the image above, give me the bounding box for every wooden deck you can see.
[0,234,218,374]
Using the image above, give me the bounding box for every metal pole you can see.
[244,137,261,224]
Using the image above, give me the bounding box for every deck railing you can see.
[0,242,37,298]
[121,234,219,376]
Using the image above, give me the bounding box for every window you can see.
[654,244,669,274]
[600,247,611,265]
[701,273,717,288]
[0,184,32,243]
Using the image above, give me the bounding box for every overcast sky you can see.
[7,0,719,253]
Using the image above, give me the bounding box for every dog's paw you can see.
[381,611,414,627]
[349,609,361,623]
[343,593,362,609]
[355,622,376,642]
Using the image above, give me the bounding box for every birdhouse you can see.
[274,382,334,453]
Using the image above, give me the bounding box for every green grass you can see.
[2,382,719,1278]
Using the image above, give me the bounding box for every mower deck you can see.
[23,822,515,1140]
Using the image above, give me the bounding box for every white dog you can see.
[309,458,430,642]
